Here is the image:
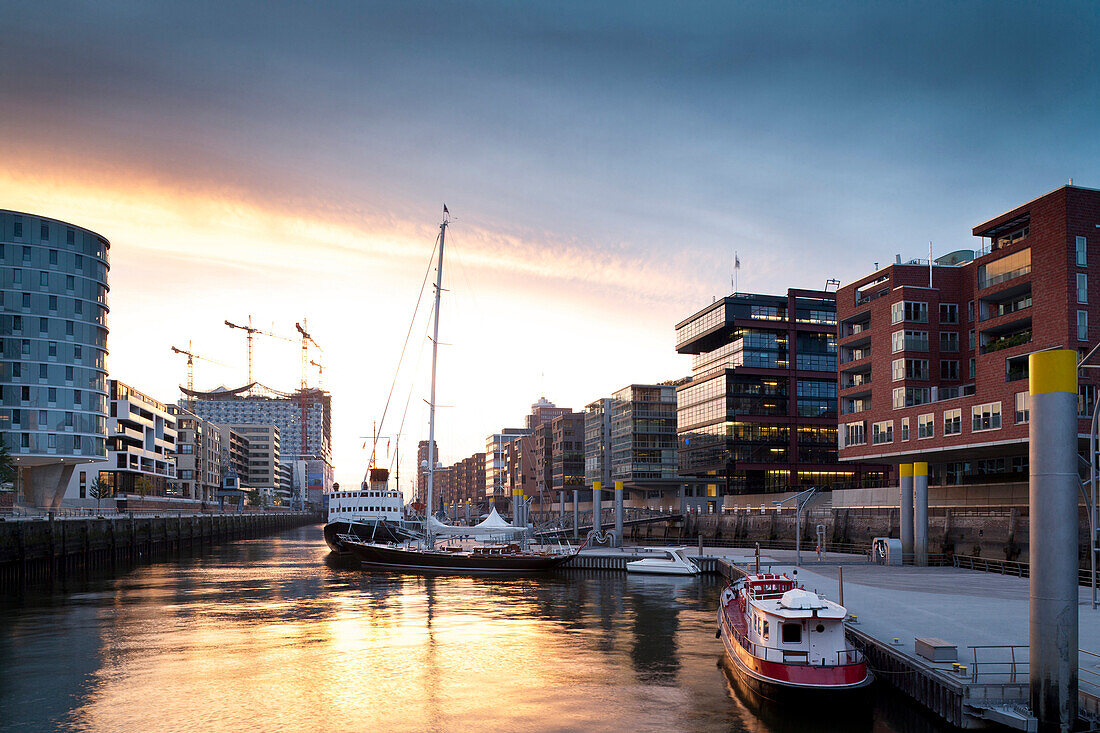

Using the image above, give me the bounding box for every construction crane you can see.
[294,319,322,457]
[309,359,325,389]
[170,342,228,403]
[225,315,294,385]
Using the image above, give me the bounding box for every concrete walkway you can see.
[773,561,1100,691]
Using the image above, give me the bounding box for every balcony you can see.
[840,347,871,365]
[981,328,1032,354]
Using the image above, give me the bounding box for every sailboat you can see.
[342,207,578,573]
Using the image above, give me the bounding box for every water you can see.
[0,525,949,732]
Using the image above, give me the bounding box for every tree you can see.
[134,476,153,499]
[246,488,262,507]
[88,477,109,511]
[0,435,14,488]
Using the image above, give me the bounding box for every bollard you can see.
[698,533,703,557]
[913,462,928,566]
[592,481,602,533]
[572,489,579,540]
[614,480,624,548]
[1028,350,1079,731]
[899,463,914,561]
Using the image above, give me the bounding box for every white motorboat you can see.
[626,547,700,575]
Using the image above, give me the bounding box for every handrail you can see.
[726,611,864,667]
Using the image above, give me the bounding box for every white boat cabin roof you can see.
[740,573,846,620]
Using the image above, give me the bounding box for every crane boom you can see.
[226,315,294,385]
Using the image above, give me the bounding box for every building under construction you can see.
[182,383,334,502]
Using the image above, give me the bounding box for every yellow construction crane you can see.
[225,315,294,385]
[170,341,228,395]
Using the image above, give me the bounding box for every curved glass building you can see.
[1,211,109,509]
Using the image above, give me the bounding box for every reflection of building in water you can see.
[626,578,684,682]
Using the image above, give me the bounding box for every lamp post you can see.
[772,487,817,565]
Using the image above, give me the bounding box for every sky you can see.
[2,1,1098,497]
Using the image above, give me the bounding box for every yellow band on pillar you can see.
[512,488,522,496]
[593,481,601,491]
[899,464,913,478]
[614,481,623,492]
[1030,349,1078,395]
[913,462,928,476]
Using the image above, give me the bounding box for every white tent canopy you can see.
[427,507,526,538]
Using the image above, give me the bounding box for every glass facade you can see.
[1,212,109,460]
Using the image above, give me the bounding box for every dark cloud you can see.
[2,0,1098,290]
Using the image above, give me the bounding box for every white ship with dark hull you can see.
[323,468,418,554]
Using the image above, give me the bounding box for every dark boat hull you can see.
[346,541,573,573]
[324,521,412,554]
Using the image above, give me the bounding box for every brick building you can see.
[837,185,1100,490]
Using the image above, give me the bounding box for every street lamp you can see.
[772,486,817,565]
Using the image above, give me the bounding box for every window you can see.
[979,248,1031,288]
[782,623,802,644]
[66,275,74,291]
[969,330,975,350]
[13,217,22,238]
[1079,274,1088,304]
[968,300,974,322]
[901,417,910,441]
[1015,392,1029,424]
[940,331,959,352]
[13,269,21,284]
[939,303,958,324]
[66,321,73,336]
[1077,236,1087,267]
[49,249,57,265]
[940,360,959,380]
[40,272,48,287]
[907,359,929,380]
[845,422,866,446]
[972,402,1002,431]
[892,301,929,323]
[969,358,976,379]
[893,386,930,408]
[21,293,30,308]
[1006,354,1028,382]
[891,331,904,353]
[48,341,56,357]
[40,223,49,242]
[1079,310,1089,341]
[892,359,904,381]
[872,421,894,445]
[1080,384,1096,417]
[48,295,57,311]
[762,620,769,640]
[944,409,962,435]
[67,229,75,246]
[917,414,934,439]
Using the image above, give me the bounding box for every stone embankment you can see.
[626,506,1091,566]
[0,512,320,585]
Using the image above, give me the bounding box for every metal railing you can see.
[968,645,1028,683]
[953,554,1094,586]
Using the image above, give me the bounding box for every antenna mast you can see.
[425,205,448,549]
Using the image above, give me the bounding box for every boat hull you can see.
[626,561,699,576]
[324,520,411,554]
[718,605,873,696]
[346,541,573,573]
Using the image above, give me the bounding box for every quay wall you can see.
[0,512,320,585]
[627,507,1092,566]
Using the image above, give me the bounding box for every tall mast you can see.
[425,206,448,548]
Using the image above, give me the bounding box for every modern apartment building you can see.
[185,385,333,492]
[232,424,279,490]
[168,405,222,501]
[484,428,529,508]
[416,439,438,503]
[66,380,176,501]
[1,211,111,508]
[836,185,1100,491]
[584,398,612,489]
[525,396,571,429]
[676,290,886,497]
[550,412,585,494]
[221,427,250,484]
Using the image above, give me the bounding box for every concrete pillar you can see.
[512,487,521,527]
[614,480,624,548]
[913,461,928,566]
[899,463,914,561]
[465,501,471,525]
[679,485,686,516]
[572,489,579,539]
[560,490,566,521]
[25,464,76,510]
[593,480,602,532]
[1028,350,1079,731]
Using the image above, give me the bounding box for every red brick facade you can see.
[837,186,1100,485]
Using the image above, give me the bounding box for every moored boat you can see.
[323,468,419,554]
[626,547,700,576]
[716,571,872,696]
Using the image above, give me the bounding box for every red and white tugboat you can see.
[717,572,872,696]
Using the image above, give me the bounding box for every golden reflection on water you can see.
[0,527,947,733]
